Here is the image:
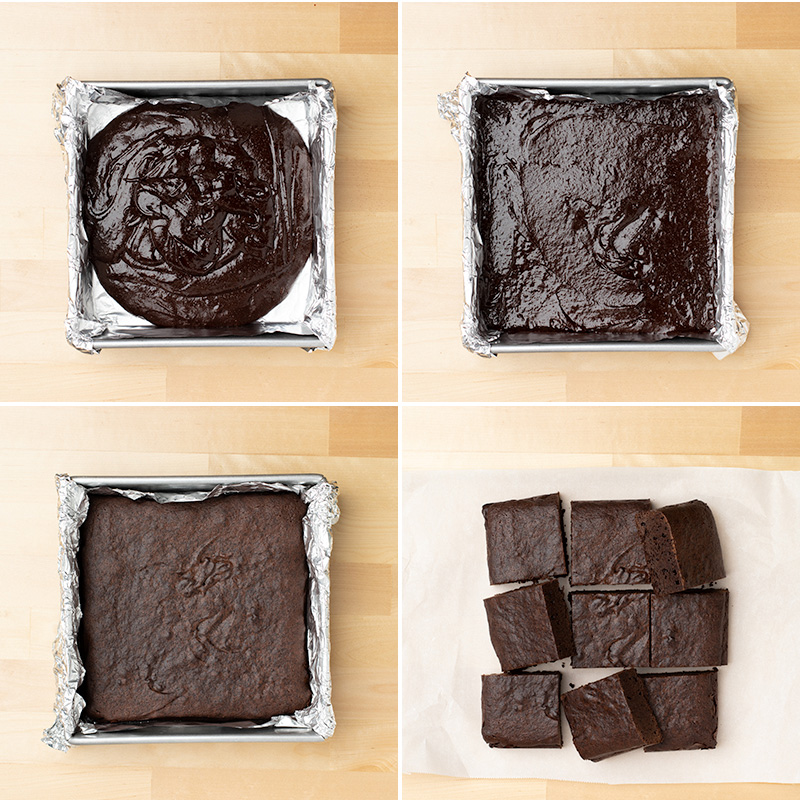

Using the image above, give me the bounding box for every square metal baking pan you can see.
[470,77,736,354]
[67,473,329,745]
[59,79,335,352]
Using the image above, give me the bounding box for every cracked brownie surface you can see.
[78,492,311,723]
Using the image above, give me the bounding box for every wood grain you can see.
[0,2,398,402]
[402,2,800,401]
[403,404,800,797]
[0,405,398,800]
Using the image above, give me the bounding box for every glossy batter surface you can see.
[473,90,722,341]
[83,101,313,328]
[78,493,311,723]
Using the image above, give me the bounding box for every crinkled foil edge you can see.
[304,81,338,350]
[438,74,749,357]
[51,77,337,353]
[42,476,89,751]
[43,475,338,750]
[52,78,104,353]
[711,80,749,358]
[438,74,495,357]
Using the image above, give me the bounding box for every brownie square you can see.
[562,669,662,761]
[473,90,722,343]
[483,493,567,584]
[481,672,562,748]
[484,580,574,671]
[636,499,725,594]
[78,492,311,723]
[570,499,651,585]
[640,671,718,751]
[650,589,729,667]
[570,591,650,668]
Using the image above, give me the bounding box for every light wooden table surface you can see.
[403,2,800,402]
[0,2,397,402]
[0,405,398,799]
[403,403,800,799]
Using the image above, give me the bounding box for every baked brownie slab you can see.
[636,499,725,594]
[570,499,651,585]
[481,672,562,748]
[650,589,729,667]
[78,492,311,723]
[640,670,718,751]
[562,668,661,761]
[484,580,574,671]
[483,493,567,584]
[570,591,650,668]
[473,90,722,343]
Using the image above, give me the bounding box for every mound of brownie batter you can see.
[473,90,722,342]
[83,101,313,328]
[78,492,312,723]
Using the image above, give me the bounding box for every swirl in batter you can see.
[83,101,313,328]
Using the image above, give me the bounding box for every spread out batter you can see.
[83,101,313,328]
[473,90,722,342]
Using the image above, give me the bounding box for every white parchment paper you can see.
[402,467,800,783]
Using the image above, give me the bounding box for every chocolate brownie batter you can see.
[562,669,662,761]
[640,671,718,751]
[78,492,311,723]
[473,90,722,342]
[83,101,313,328]
[570,591,651,668]
[483,493,567,585]
[481,672,562,748]
[570,499,651,585]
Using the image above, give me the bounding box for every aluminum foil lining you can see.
[52,77,337,352]
[438,74,749,358]
[43,475,339,751]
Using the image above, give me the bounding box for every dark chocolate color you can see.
[650,589,729,668]
[640,671,718,751]
[636,500,725,594]
[570,591,650,668]
[481,672,562,748]
[473,90,721,342]
[562,668,662,761]
[484,580,574,672]
[483,492,567,584]
[83,101,313,328]
[570,499,651,585]
[78,492,311,723]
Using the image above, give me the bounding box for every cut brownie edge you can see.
[484,580,573,671]
[542,580,575,660]
[618,669,662,749]
[636,509,685,594]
